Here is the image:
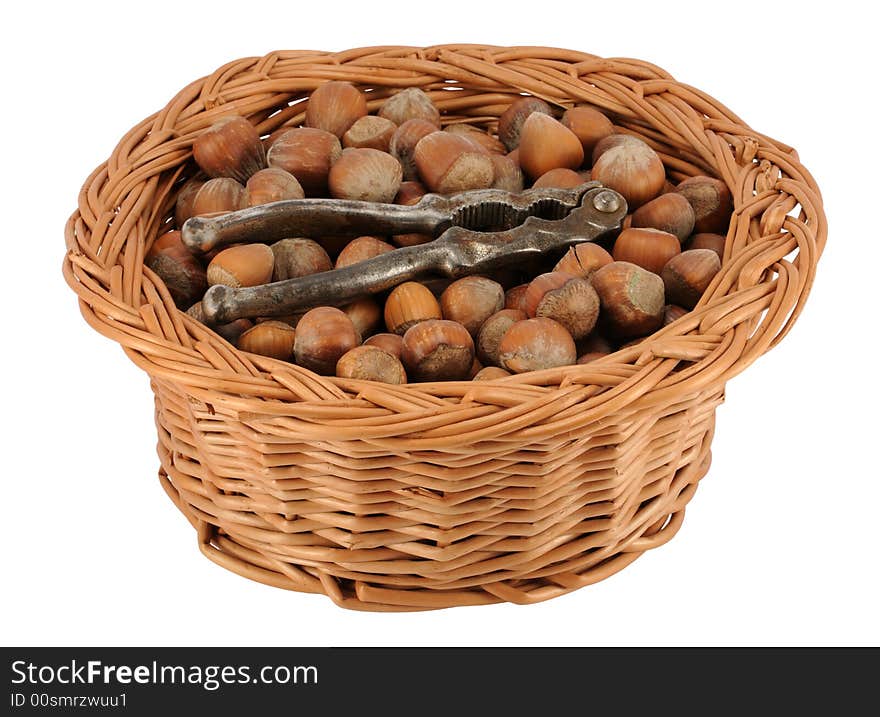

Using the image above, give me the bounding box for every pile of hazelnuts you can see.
[147,82,730,384]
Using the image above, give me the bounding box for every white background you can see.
[2,1,877,647]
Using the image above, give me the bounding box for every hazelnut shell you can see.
[336,345,407,384]
[145,231,207,308]
[631,192,696,242]
[660,249,722,309]
[476,308,527,366]
[342,115,398,151]
[270,238,332,282]
[591,261,665,338]
[378,88,441,128]
[293,307,361,375]
[207,244,274,288]
[193,115,266,184]
[439,276,505,336]
[561,107,614,160]
[267,127,342,196]
[413,132,494,194]
[328,148,403,203]
[497,96,552,151]
[401,319,475,381]
[498,317,577,373]
[237,321,296,361]
[591,140,666,209]
[244,168,304,207]
[612,228,682,275]
[384,282,442,335]
[305,81,367,138]
[517,114,584,180]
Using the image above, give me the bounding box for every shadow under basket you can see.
[63,46,826,611]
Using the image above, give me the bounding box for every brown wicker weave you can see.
[62,45,825,611]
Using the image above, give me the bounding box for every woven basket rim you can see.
[63,45,826,427]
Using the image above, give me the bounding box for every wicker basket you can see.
[63,45,825,611]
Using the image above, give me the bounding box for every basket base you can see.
[156,443,712,612]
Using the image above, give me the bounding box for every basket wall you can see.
[63,45,825,610]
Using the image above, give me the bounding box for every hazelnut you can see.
[263,125,295,154]
[631,193,695,242]
[363,332,404,358]
[612,228,681,275]
[305,81,367,138]
[244,167,304,207]
[237,320,296,360]
[553,243,613,279]
[591,261,665,338]
[328,148,403,203]
[266,127,342,196]
[145,230,207,308]
[476,308,527,366]
[663,304,689,326]
[207,244,274,288]
[336,345,407,385]
[675,176,733,234]
[468,357,483,379]
[341,296,383,338]
[504,284,529,312]
[439,276,505,336]
[175,176,206,229]
[413,131,494,194]
[576,331,613,357]
[392,181,432,246]
[191,177,246,217]
[590,133,646,165]
[293,307,361,375]
[688,233,726,261]
[335,236,395,268]
[532,167,584,189]
[389,119,439,181]
[561,106,614,160]
[490,154,525,193]
[523,272,599,340]
[394,180,427,205]
[192,115,266,184]
[473,366,512,381]
[270,238,332,281]
[660,249,721,309]
[384,282,442,335]
[497,96,552,151]
[342,115,397,151]
[379,88,441,128]
[498,317,577,373]
[401,319,474,381]
[591,139,666,209]
[446,124,507,154]
[517,113,584,181]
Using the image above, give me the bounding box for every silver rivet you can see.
[592,190,621,213]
